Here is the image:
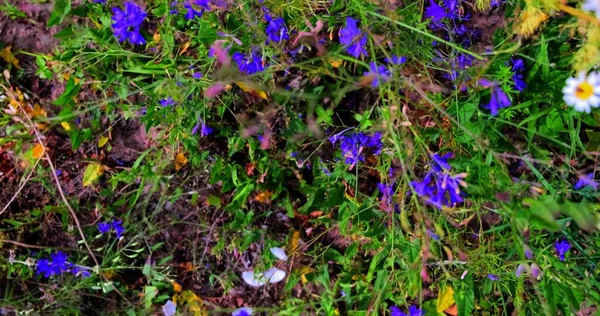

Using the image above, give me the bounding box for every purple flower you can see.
[377,182,395,200]
[200,122,213,137]
[574,172,599,190]
[36,251,70,278]
[424,0,451,28]
[111,1,147,45]
[233,50,267,75]
[183,0,204,19]
[409,153,467,210]
[111,219,125,239]
[364,62,391,87]
[554,239,571,261]
[431,152,452,171]
[98,219,125,238]
[192,72,203,79]
[330,132,383,167]
[94,0,106,3]
[159,97,176,107]
[479,79,511,116]
[487,274,499,281]
[511,58,527,92]
[385,55,407,65]
[525,246,533,259]
[264,13,289,44]
[530,263,541,279]
[516,263,527,277]
[339,17,368,58]
[98,222,111,234]
[390,305,424,316]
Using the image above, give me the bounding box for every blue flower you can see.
[377,182,395,200]
[331,132,383,167]
[487,274,499,281]
[98,222,111,234]
[36,251,70,278]
[98,219,125,238]
[554,239,571,261]
[111,219,125,239]
[574,172,599,190]
[479,79,511,116]
[233,50,267,75]
[111,1,147,45]
[431,152,452,171]
[183,0,204,19]
[385,55,407,65]
[192,72,203,79]
[264,13,289,44]
[339,17,368,58]
[364,62,391,87]
[425,0,451,28]
[409,153,467,210]
[159,97,176,107]
[390,305,424,316]
[511,58,527,92]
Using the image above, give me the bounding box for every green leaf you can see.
[82,162,104,187]
[560,202,597,232]
[47,0,71,27]
[52,77,80,106]
[143,286,158,310]
[456,275,475,316]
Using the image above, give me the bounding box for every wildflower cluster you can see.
[233,50,267,75]
[111,1,147,45]
[36,251,91,278]
[409,153,467,209]
[98,219,125,238]
[329,131,383,167]
[263,8,289,44]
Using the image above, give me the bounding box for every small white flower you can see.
[241,271,266,287]
[562,71,600,113]
[232,307,254,316]
[162,300,177,316]
[241,267,287,287]
[582,0,600,17]
[269,247,288,261]
[262,267,286,284]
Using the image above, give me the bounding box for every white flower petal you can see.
[232,307,254,316]
[162,300,177,316]
[242,271,266,287]
[270,247,288,261]
[262,267,286,284]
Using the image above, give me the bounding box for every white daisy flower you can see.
[582,0,600,17]
[562,71,600,113]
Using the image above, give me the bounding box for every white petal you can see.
[242,271,266,287]
[588,71,600,85]
[162,300,177,316]
[262,267,286,284]
[589,95,600,107]
[562,86,575,95]
[578,71,587,82]
[270,247,288,261]
[232,307,254,316]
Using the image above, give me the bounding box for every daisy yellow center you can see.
[575,82,594,100]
